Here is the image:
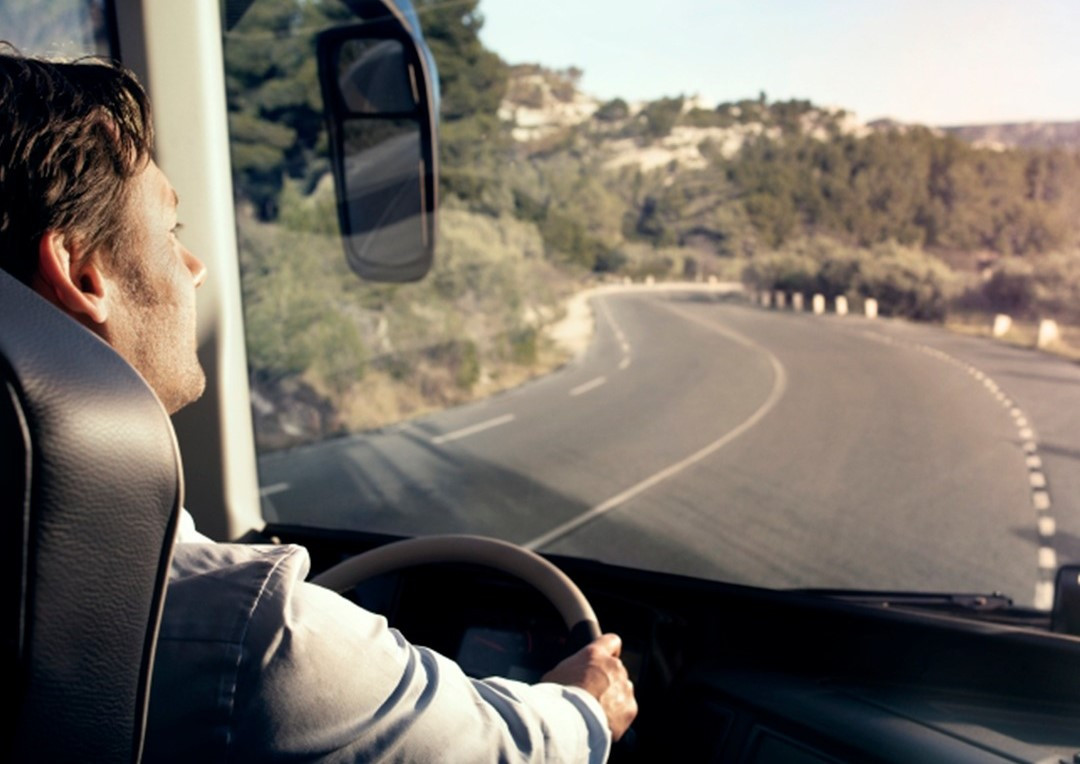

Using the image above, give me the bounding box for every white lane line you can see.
[431,414,516,445]
[570,376,607,397]
[597,296,632,371]
[863,331,1060,612]
[525,311,788,551]
[1034,581,1055,611]
[260,482,290,497]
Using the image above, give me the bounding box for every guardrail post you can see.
[865,298,879,319]
[775,291,786,309]
[792,293,805,312]
[761,291,772,308]
[1037,319,1060,348]
[992,314,1012,337]
[835,296,848,316]
[812,294,825,315]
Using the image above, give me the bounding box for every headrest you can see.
[0,268,182,762]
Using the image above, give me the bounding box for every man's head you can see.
[0,50,207,413]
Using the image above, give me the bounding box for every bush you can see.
[742,238,956,321]
[857,243,955,321]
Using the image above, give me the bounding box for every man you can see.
[0,51,636,761]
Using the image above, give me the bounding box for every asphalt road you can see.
[259,288,1080,608]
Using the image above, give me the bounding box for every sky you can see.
[476,0,1080,126]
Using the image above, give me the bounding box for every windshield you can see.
[226,0,1080,611]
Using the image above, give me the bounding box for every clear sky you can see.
[476,0,1080,126]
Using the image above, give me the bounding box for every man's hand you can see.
[541,633,638,740]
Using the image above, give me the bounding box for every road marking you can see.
[431,414,516,445]
[597,296,633,371]
[1034,581,1055,611]
[526,309,787,551]
[260,482,290,496]
[861,331,1060,612]
[570,376,607,397]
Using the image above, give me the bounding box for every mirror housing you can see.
[316,20,438,282]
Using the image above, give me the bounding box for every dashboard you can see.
[284,528,1080,763]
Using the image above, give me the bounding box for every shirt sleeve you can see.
[231,546,612,763]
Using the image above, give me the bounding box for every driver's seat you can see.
[0,268,182,762]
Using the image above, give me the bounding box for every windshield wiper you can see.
[792,589,1052,626]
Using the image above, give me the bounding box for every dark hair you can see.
[0,48,153,284]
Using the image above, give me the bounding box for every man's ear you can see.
[35,231,110,325]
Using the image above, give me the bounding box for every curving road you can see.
[259,287,1080,608]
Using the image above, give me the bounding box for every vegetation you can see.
[226,0,1080,450]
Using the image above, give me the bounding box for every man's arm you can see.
[149,541,625,763]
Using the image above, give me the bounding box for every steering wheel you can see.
[310,534,602,651]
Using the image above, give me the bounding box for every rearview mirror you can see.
[316,21,438,282]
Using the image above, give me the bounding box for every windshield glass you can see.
[226,0,1080,611]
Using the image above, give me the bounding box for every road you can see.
[259,287,1080,608]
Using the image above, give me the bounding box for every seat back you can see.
[0,268,182,763]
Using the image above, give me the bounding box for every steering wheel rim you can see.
[310,534,602,646]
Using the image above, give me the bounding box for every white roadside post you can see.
[812,294,826,315]
[1037,319,1060,349]
[761,291,772,308]
[865,298,879,319]
[775,291,786,309]
[792,293,805,312]
[992,314,1012,338]
[835,295,849,316]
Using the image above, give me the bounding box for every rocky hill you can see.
[940,121,1080,151]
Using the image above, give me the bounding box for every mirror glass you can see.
[341,119,427,272]
[338,38,417,114]
[319,28,435,282]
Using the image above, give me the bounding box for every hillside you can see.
[941,121,1080,151]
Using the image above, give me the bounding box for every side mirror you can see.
[316,21,438,282]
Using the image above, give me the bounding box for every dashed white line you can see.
[260,482,290,497]
[431,414,516,445]
[1034,581,1055,611]
[597,297,633,372]
[867,330,1060,611]
[570,376,607,397]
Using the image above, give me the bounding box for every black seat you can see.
[0,268,182,762]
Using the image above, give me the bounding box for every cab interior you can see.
[5,0,1080,761]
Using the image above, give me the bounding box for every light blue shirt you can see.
[144,512,611,762]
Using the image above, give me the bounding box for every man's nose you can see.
[184,248,208,288]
